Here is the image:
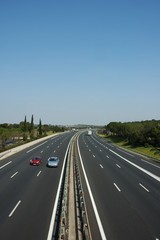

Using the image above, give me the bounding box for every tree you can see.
[0,128,10,148]
[29,114,34,139]
[23,115,28,141]
[38,118,42,137]
[105,120,160,147]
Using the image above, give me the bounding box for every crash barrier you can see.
[48,133,91,239]
[58,150,70,240]
[74,158,92,240]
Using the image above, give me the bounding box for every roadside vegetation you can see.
[99,120,160,161]
[0,115,66,153]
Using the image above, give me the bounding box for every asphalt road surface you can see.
[77,131,160,240]
[1,130,160,240]
[0,132,75,240]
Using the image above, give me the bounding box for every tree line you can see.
[105,120,160,148]
[0,115,65,151]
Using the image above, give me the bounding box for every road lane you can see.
[93,132,160,177]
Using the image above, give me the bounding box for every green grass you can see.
[99,134,160,161]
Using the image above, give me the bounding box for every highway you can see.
[77,131,160,240]
[0,132,75,240]
[1,130,160,240]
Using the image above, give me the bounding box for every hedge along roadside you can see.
[0,133,60,161]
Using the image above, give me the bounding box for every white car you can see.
[47,156,59,167]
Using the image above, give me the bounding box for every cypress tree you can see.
[38,118,42,136]
[30,114,34,139]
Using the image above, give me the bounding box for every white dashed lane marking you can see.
[10,171,18,178]
[9,200,21,217]
[114,183,121,192]
[139,183,149,192]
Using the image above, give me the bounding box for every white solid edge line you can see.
[77,137,107,240]
[140,158,160,169]
[47,138,72,240]
[109,149,160,182]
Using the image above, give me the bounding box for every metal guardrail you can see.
[74,158,92,240]
[58,150,70,240]
[48,140,71,240]
[53,134,92,240]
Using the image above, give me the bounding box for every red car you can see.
[30,156,42,166]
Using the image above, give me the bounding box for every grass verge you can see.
[98,134,160,162]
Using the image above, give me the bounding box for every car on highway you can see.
[47,156,59,167]
[30,156,42,166]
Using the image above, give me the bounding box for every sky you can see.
[1,0,160,126]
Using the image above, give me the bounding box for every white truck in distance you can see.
[87,130,92,135]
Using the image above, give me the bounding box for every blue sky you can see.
[1,0,160,125]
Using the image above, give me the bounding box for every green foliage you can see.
[0,115,65,151]
[105,120,160,148]
[38,119,42,136]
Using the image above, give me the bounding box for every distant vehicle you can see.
[30,156,42,166]
[47,156,59,168]
[87,130,92,136]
